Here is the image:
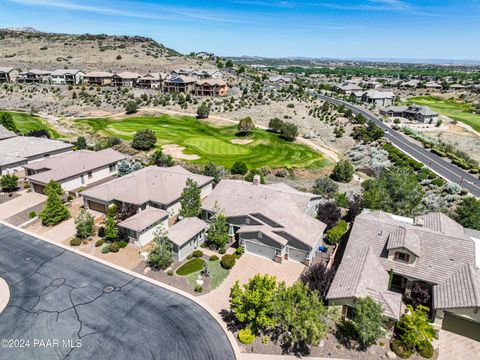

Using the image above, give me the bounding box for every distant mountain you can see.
[2,27,40,33]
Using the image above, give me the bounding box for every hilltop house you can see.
[380,105,439,123]
[269,76,291,85]
[0,128,72,175]
[194,79,228,97]
[112,72,140,87]
[326,210,480,341]
[50,69,85,85]
[17,69,51,83]
[163,76,197,93]
[83,71,113,86]
[0,67,18,83]
[25,149,126,194]
[336,81,362,94]
[81,165,213,216]
[196,51,214,60]
[353,90,396,107]
[201,178,325,265]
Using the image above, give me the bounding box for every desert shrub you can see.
[192,249,203,258]
[219,248,226,254]
[209,255,219,261]
[431,178,445,187]
[132,129,157,150]
[70,238,82,246]
[167,270,174,276]
[235,247,245,258]
[417,340,434,359]
[331,159,355,183]
[109,242,120,253]
[313,176,338,199]
[194,285,203,293]
[221,254,236,269]
[117,240,128,248]
[125,100,138,114]
[391,339,412,359]
[231,161,248,175]
[95,239,104,247]
[28,211,37,218]
[101,245,110,254]
[238,328,256,344]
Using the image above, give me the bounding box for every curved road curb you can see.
[0,221,241,360]
[0,277,10,315]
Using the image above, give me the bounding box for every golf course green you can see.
[409,96,480,132]
[5,111,61,138]
[75,114,331,169]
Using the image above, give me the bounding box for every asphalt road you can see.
[0,224,236,360]
[314,94,480,197]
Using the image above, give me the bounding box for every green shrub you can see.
[325,220,348,245]
[187,254,193,260]
[221,254,236,269]
[238,328,256,345]
[70,237,82,246]
[95,239,104,247]
[209,255,219,261]
[194,285,203,293]
[431,148,446,157]
[219,248,226,255]
[432,178,445,187]
[231,161,248,175]
[167,270,174,276]
[417,173,428,181]
[417,340,434,359]
[192,249,203,258]
[109,242,119,253]
[28,211,37,219]
[391,339,412,359]
[101,245,110,254]
[117,240,128,248]
[234,247,245,259]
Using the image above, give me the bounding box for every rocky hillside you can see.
[0,29,211,72]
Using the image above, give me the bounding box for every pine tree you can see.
[180,179,201,218]
[104,204,119,241]
[39,183,70,226]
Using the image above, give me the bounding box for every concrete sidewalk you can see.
[0,191,45,220]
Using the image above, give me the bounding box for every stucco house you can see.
[163,76,197,93]
[0,132,73,175]
[50,69,84,85]
[81,165,214,216]
[194,79,228,96]
[112,71,141,87]
[25,148,126,194]
[269,76,291,86]
[83,71,113,86]
[0,67,19,83]
[380,105,439,123]
[168,217,208,261]
[118,207,169,247]
[424,81,442,90]
[136,72,169,89]
[201,178,325,265]
[17,69,51,83]
[336,81,362,94]
[354,90,396,107]
[326,210,480,340]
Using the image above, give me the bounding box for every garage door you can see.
[88,200,107,213]
[287,247,307,263]
[244,240,277,260]
[442,312,480,341]
[32,183,46,194]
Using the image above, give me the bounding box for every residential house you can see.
[380,105,439,123]
[81,165,214,217]
[112,71,140,87]
[336,81,362,94]
[50,69,84,85]
[136,72,169,89]
[168,217,207,261]
[163,76,197,94]
[194,79,228,97]
[25,149,126,194]
[354,90,395,107]
[449,84,466,92]
[196,51,214,60]
[118,207,169,247]
[0,67,18,83]
[170,68,197,78]
[201,178,325,265]
[326,210,480,340]
[268,75,291,85]
[17,69,51,83]
[363,80,382,89]
[424,81,442,90]
[83,71,113,86]
[401,79,420,88]
[0,133,72,175]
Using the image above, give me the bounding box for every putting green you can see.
[409,96,480,133]
[75,114,331,170]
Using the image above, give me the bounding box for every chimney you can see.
[253,174,261,186]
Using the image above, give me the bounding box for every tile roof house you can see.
[50,69,84,85]
[201,179,325,265]
[163,75,197,93]
[336,82,362,94]
[136,72,169,89]
[380,105,439,123]
[326,210,479,335]
[353,90,396,107]
[0,135,73,175]
[83,71,113,86]
[112,71,141,87]
[25,149,126,194]
[118,207,169,247]
[0,67,19,83]
[168,217,208,261]
[81,165,214,217]
[193,79,228,97]
[17,69,51,83]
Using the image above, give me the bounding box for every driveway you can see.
[200,253,305,313]
[438,329,480,360]
[0,191,45,220]
[0,224,236,360]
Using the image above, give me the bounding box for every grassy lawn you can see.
[75,114,331,169]
[185,260,229,290]
[409,96,480,132]
[176,258,205,276]
[3,111,62,138]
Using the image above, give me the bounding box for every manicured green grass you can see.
[185,260,229,289]
[176,258,206,276]
[5,112,61,138]
[409,96,480,132]
[75,114,331,169]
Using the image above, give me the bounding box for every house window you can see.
[258,232,263,239]
[394,251,410,263]
[246,217,250,224]
[109,164,116,173]
[87,171,93,179]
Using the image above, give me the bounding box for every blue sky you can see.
[1,0,479,60]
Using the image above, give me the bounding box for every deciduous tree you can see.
[148,227,173,270]
[180,179,201,218]
[75,209,94,239]
[350,297,387,348]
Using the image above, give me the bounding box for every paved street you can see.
[0,224,236,360]
[315,94,480,197]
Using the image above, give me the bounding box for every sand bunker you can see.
[162,144,200,160]
[230,138,253,145]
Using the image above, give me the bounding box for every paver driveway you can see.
[200,253,305,313]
